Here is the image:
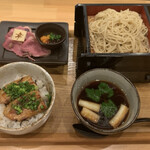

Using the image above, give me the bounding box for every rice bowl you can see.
[0,62,55,135]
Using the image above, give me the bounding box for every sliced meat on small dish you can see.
[21,32,51,59]
[3,26,51,61]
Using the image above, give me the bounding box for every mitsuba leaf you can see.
[85,88,101,102]
[98,82,114,98]
[101,100,117,119]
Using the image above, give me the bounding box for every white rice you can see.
[0,76,50,129]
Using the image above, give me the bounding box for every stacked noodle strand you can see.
[89,9,150,53]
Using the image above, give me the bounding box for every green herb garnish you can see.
[3,81,36,101]
[49,32,61,41]
[11,92,41,115]
[40,105,44,110]
[101,100,118,119]
[98,82,114,98]
[85,88,101,102]
[85,82,114,102]
[12,104,23,115]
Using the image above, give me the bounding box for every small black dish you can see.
[35,23,66,49]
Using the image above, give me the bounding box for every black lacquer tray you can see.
[74,4,150,82]
[0,21,69,65]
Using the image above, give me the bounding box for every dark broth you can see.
[77,81,129,129]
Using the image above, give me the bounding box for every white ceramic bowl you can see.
[71,68,140,135]
[0,62,55,135]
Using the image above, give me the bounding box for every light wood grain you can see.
[1,144,150,150]
[0,0,149,30]
[0,0,150,149]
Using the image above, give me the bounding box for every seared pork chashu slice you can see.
[4,91,47,121]
[0,76,37,104]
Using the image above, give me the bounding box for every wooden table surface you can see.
[0,0,150,149]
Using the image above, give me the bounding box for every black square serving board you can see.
[0,21,69,65]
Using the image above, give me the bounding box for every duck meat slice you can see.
[3,91,47,121]
[0,76,37,104]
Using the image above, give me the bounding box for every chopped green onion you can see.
[40,105,44,110]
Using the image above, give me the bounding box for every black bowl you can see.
[35,23,66,49]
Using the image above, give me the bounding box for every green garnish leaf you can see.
[98,82,114,98]
[101,100,118,119]
[40,105,44,110]
[85,82,114,102]
[46,94,52,107]
[50,33,55,40]
[85,88,101,102]
[49,32,61,41]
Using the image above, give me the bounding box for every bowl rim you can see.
[0,62,55,133]
[71,68,140,135]
[35,23,66,46]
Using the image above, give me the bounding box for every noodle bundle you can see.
[89,9,150,53]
